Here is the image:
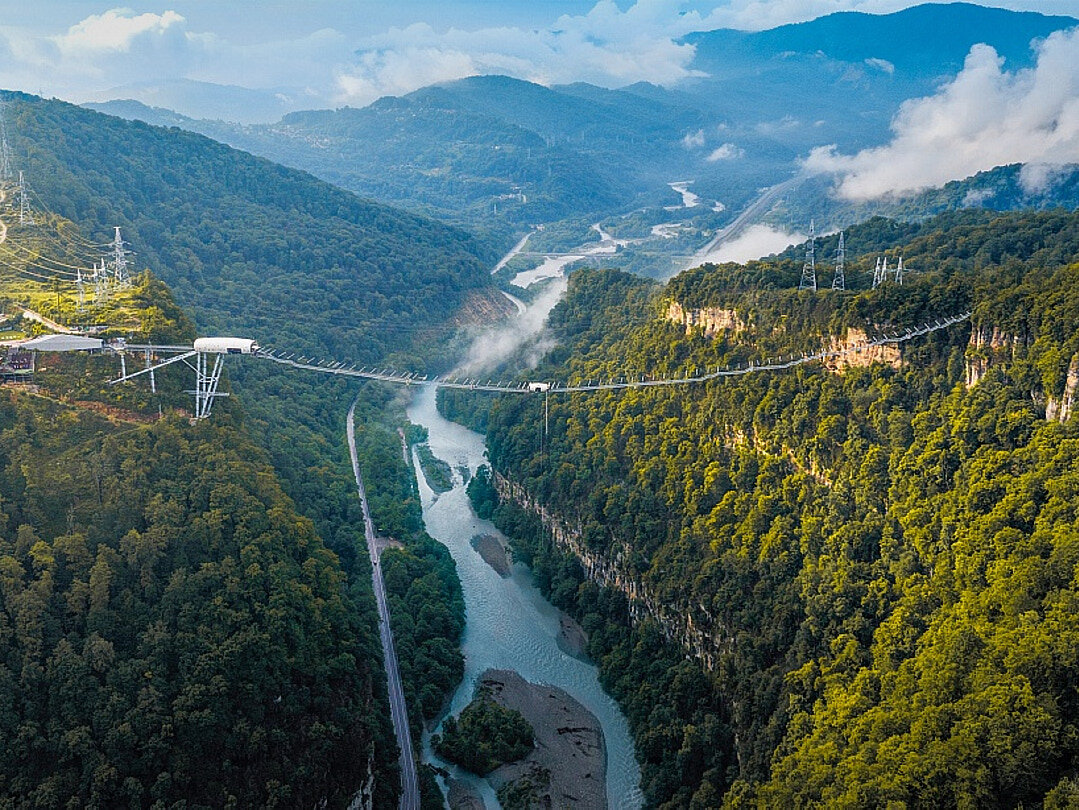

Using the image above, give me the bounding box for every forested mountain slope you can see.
[780,163,1079,233]
[6,91,499,363]
[0,277,398,806]
[475,209,1079,807]
[0,92,487,805]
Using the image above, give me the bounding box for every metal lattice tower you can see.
[94,260,107,304]
[0,108,12,182]
[832,231,846,291]
[76,268,85,313]
[872,256,887,289]
[17,171,34,225]
[894,256,904,285]
[192,351,227,419]
[0,136,9,182]
[799,220,817,291]
[109,226,131,286]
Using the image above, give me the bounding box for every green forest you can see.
[476,209,1079,807]
[0,391,386,807]
[0,94,488,807]
[432,688,534,775]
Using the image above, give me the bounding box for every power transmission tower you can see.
[873,255,888,289]
[799,220,816,291]
[894,256,904,285]
[76,268,85,313]
[94,259,107,305]
[192,351,226,419]
[832,231,845,291]
[17,171,34,225]
[108,226,131,286]
[0,101,12,182]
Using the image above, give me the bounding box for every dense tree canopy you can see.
[478,210,1079,807]
[0,394,385,808]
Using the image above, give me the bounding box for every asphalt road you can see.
[347,400,420,810]
[687,173,807,270]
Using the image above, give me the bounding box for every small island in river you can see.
[437,669,606,809]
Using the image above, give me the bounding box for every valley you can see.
[1,3,1078,809]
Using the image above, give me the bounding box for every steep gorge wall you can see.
[665,302,901,372]
[964,323,1077,422]
[666,301,746,336]
[1046,354,1079,423]
[494,472,726,669]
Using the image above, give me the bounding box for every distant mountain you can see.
[686,3,1074,77]
[83,78,311,124]
[85,4,1079,255]
[16,91,499,362]
[775,163,1079,234]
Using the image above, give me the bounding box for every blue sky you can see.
[0,0,1074,114]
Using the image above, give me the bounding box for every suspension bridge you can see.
[253,311,971,395]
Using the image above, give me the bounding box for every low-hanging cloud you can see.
[456,278,568,376]
[698,224,806,265]
[333,0,725,106]
[706,142,744,161]
[804,27,1079,200]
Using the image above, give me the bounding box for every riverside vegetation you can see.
[432,687,535,775]
[459,208,1079,807]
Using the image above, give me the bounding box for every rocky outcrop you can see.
[453,288,518,326]
[666,301,746,336]
[965,323,1026,387]
[964,325,1074,423]
[494,472,727,669]
[822,327,901,373]
[346,749,376,810]
[1046,354,1079,423]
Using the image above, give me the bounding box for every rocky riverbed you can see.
[480,669,606,809]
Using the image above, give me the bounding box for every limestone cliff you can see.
[965,323,1027,387]
[822,327,901,372]
[1046,354,1079,423]
[665,300,747,336]
[494,472,727,669]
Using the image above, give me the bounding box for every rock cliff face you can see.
[665,302,901,374]
[822,327,901,372]
[1046,354,1079,423]
[346,750,375,810]
[494,472,726,669]
[964,324,1074,422]
[665,301,746,336]
[964,324,1026,387]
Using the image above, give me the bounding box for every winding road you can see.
[347,399,419,810]
[687,173,806,270]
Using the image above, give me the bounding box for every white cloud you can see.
[682,128,706,148]
[700,224,806,264]
[706,142,743,161]
[53,9,185,54]
[1019,162,1075,194]
[457,276,568,374]
[962,187,994,206]
[333,1,715,106]
[804,28,1079,200]
[864,57,894,74]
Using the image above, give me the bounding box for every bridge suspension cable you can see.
[255,311,972,394]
